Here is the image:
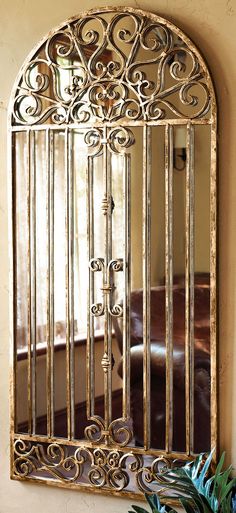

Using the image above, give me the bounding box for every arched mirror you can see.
[10,7,217,499]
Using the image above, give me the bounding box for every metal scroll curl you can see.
[89,257,124,319]
[84,415,133,447]
[108,127,135,154]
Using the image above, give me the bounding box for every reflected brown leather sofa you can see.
[113,274,211,453]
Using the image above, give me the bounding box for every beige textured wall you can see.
[0,1,236,512]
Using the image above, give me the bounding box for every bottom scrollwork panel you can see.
[12,438,186,498]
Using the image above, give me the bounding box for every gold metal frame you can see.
[9,6,217,500]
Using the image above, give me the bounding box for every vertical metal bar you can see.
[73,135,81,436]
[27,128,32,435]
[210,116,217,457]
[49,130,55,437]
[103,126,112,431]
[46,128,52,437]
[65,127,73,440]
[65,127,71,439]
[165,124,173,453]
[122,153,131,419]
[87,154,95,419]
[143,124,151,450]
[11,131,17,437]
[70,130,75,439]
[10,130,17,476]
[107,142,113,425]
[185,123,195,455]
[30,130,37,435]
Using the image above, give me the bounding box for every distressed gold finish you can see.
[46,127,54,438]
[165,124,173,454]
[10,6,217,500]
[13,438,180,494]
[11,8,213,126]
[143,124,151,450]
[210,116,218,457]
[185,123,195,455]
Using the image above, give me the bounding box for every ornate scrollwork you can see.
[84,129,103,156]
[13,438,183,495]
[84,416,106,445]
[12,9,213,125]
[108,127,135,154]
[108,418,133,447]
[14,439,83,482]
[107,259,124,318]
[89,257,123,318]
[89,257,104,272]
[108,259,123,273]
[84,415,132,447]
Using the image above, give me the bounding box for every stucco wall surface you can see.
[0,0,236,512]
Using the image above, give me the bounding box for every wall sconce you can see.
[174,126,186,171]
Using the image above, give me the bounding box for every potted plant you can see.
[128,452,236,513]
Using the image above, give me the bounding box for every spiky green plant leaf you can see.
[128,452,236,513]
[128,506,150,513]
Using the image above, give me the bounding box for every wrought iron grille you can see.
[10,7,217,499]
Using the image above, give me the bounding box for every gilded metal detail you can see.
[101,194,115,215]
[13,438,179,494]
[12,9,213,126]
[101,352,111,372]
[101,194,110,215]
[89,258,124,318]
[101,352,115,372]
[84,417,133,447]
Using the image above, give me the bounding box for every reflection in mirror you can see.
[113,125,211,454]
[12,7,216,499]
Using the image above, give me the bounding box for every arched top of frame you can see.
[11,7,216,126]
